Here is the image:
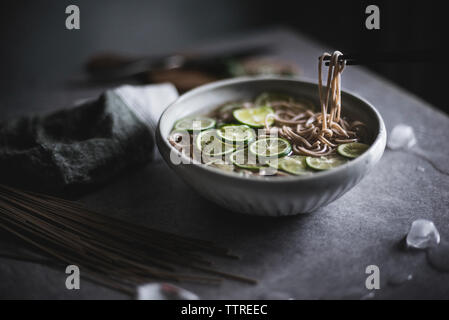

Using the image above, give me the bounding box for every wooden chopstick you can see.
[321,51,435,66]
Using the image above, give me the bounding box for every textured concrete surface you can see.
[1,28,448,299]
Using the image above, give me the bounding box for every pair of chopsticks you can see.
[322,52,435,66]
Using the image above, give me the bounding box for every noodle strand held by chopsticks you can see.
[268,51,364,156]
[318,52,331,131]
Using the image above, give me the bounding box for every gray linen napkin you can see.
[0,83,178,195]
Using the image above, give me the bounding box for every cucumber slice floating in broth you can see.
[254,92,293,107]
[196,129,235,157]
[218,101,245,114]
[217,125,256,145]
[230,149,263,170]
[279,156,312,175]
[337,142,370,159]
[254,92,316,111]
[249,137,291,158]
[233,106,274,128]
[305,155,347,171]
[174,117,216,132]
[205,159,235,173]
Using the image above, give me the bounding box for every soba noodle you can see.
[262,51,366,157]
[169,51,368,177]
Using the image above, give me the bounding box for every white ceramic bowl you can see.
[156,77,386,216]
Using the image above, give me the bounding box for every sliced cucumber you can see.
[218,101,245,115]
[206,160,235,173]
[254,92,293,107]
[174,117,216,132]
[195,130,235,157]
[254,92,316,111]
[267,158,280,169]
[216,125,256,145]
[249,137,291,159]
[279,156,312,175]
[337,142,370,159]
[233,106,274,128]
[305,155,347,171]
[229,149,263,170]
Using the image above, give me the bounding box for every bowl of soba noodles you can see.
[156,52,386,216]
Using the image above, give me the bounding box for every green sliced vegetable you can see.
[305,155,347,171]
[254,92,293,107]
[233,106,274,128]
[254,92,316,111]
[337,142,370,159]
[230,149,263,170]
[206,159,235,173]
[174,117,216,132]
[266,158,280,169]
[279,156,312,175]
[216,124,256,145]
[249,137,291,159]
[216,101,248,122]
[195,130,235,157]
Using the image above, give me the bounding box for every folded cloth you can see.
[0,83,178,196]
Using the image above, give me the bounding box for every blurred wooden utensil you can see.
[85,46,272,81]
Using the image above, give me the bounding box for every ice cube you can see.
[387,124,417,150]
[406,219,440,249]
[137,283,199,300]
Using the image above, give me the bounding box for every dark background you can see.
[0,0,446,113]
